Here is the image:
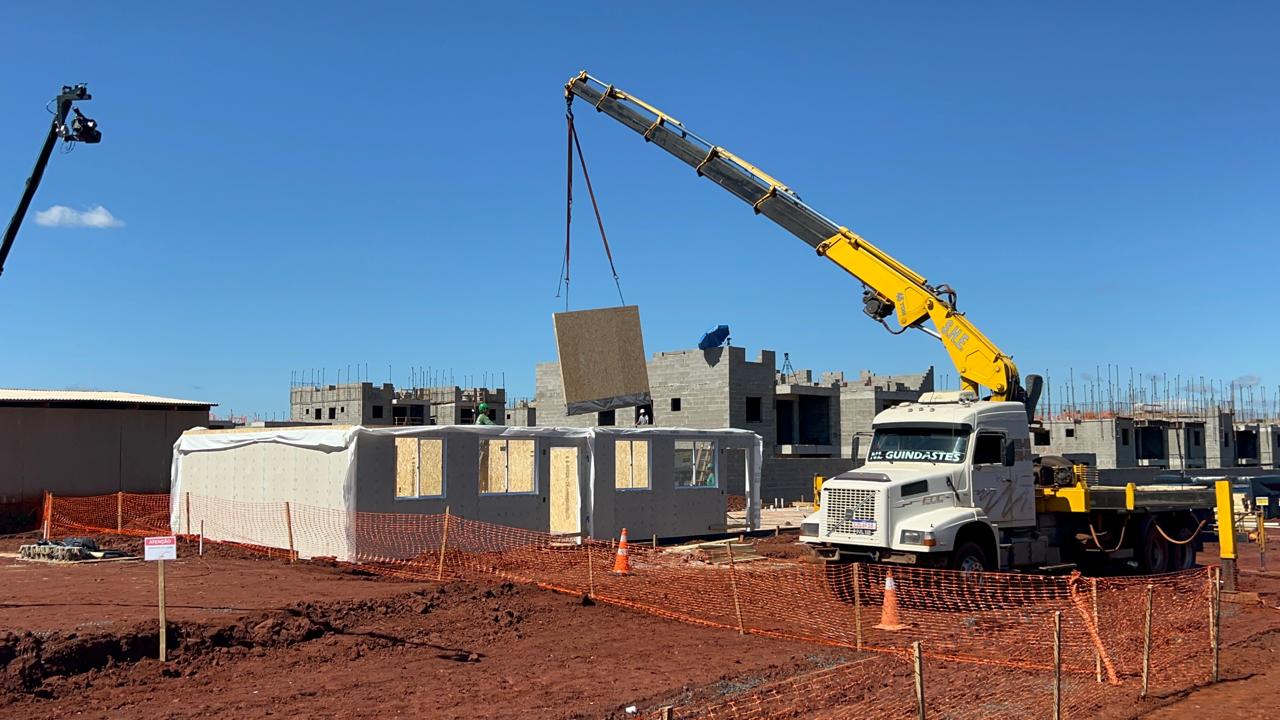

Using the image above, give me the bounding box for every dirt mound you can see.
[0,581,534,700]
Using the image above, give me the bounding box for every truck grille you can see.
[825,488,880,536]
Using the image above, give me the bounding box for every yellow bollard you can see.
[1215,480,1236,592]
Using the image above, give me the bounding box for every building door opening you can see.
[549,446,580,535]
[723,448,749,532]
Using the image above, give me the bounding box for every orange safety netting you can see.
[40,491,1223,718]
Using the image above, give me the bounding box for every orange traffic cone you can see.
[873,571,908,631]
[612,528,632,575]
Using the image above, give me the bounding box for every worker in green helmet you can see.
[475,401,495,425]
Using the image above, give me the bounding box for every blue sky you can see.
[1,3,1277,420]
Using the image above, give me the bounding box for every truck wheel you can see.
[1169,526,1197,570]
[950,542,990,573]
[1137,521,1171,574]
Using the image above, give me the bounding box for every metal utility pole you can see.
[0,84,103,278]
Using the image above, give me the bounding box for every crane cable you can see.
[556,101,625,310]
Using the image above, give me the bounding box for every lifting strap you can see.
[557,103,625,310]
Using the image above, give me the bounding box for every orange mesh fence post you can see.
[184,492,191,536]
[1069,572,1119,684]
[853,562,863,649]
[437,506,450,582]
[1053,610,1062,720]
[1211,565,1221,683]
[1140,583,1154,698]
[116,491,123,532]
[284,501,296,562]
[41,491,51,539]
[587,536,595,598]
[726,541,745,635]
[912,641,925,720]
[1092,576,1101,683]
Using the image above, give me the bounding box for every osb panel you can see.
[615,440,633,489]
[632,440,650,489]
[507,439,536,493]
[480,440,502,494]
[549,447,579,534]
[419,439,444,496]
[395,437,418,497]
[553,305,650,408]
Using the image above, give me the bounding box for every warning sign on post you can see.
[144,536,177,561]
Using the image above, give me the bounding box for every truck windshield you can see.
[868,426,970,463]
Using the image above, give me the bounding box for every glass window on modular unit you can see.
[614,439,651,490]
[674,439,717,488]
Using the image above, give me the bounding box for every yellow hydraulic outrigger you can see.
[565,72,1039,412]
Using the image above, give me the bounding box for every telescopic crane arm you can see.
[0,84,102,279]
[565,71,1041,416]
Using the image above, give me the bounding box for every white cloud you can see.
[34,204,125,228]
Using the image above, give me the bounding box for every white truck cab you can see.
[800,391,1040,570]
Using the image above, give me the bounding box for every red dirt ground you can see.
[0,533,851,719]
[2,531,1278,718]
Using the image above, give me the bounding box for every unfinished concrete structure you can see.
[1033,409,1280,471]
[171,425,761,560]
[290,383,505,427]
[535,346,935,500]
[0,389,214,523]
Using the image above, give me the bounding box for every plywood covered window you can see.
[674,440,717,488]
[614,439,650,490]
[394,437,445,498]
[480,439,537,494]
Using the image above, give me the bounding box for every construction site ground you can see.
[2,531,1278,719]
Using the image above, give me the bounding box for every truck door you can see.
[970,432,1016,524]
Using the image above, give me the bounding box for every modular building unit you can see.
[171,425,761,561]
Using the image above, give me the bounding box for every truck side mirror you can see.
[1003,442,1016,467]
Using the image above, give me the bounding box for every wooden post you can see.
[652,533,657,549]
[436,507,451,582]
[116,491,124,532]
[912,640,925,720]
[1211,566,1221,683]
[853,563,863,650]
[659,707,673,720]
[1053,611,1062,720]
[726,541,746,635]
[1259,509,1268,573]
[283,501,296,563]
[1092,577,1101,683]
[1141,584,1153,698]
[42,491,52,540]
[199,520,204,556]
[587,537,595,598]
[184,492,191,536]
[158,558,167,662]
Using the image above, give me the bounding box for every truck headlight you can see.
[800,522,819,537]
[900,529,937,547]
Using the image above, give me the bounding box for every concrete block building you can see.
[1032,411,1280,471]
[290,383,504,427]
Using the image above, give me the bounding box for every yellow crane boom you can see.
[565,71,1040,414]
